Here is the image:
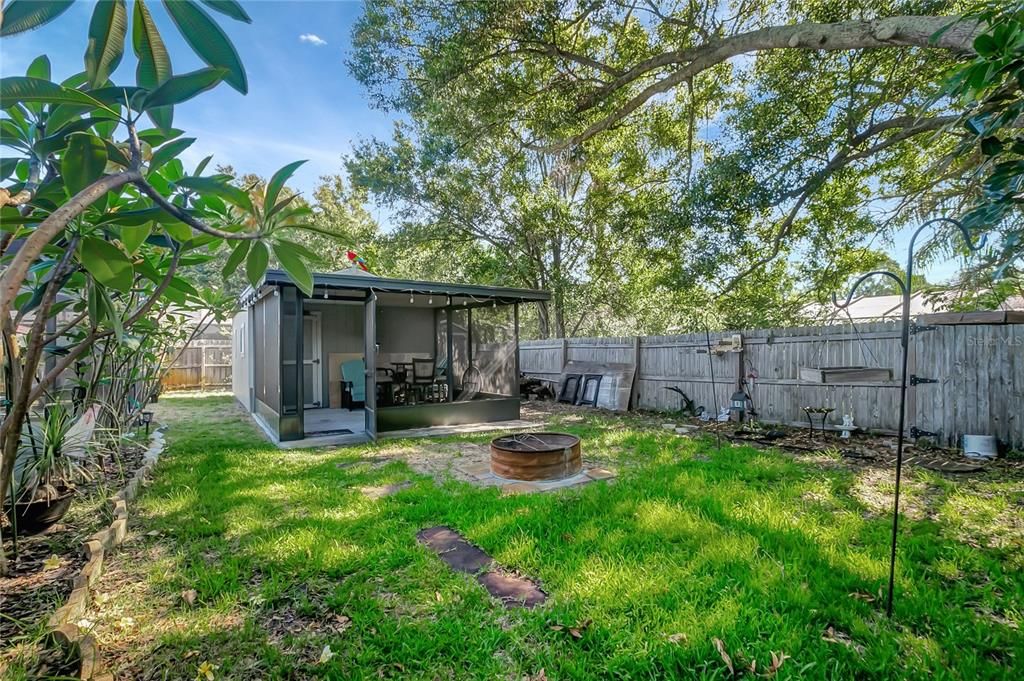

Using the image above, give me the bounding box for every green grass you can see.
[76,396,1024,679]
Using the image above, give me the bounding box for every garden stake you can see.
[704,326,722,451]
[834,217,985,618]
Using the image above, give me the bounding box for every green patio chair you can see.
[341,359,366,409]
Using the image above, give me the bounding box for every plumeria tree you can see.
[0,0,326,573]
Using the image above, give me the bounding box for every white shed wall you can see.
[232,310,250,409]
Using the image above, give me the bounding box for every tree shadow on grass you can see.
[110,396,1020,680]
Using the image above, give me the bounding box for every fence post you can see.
[735,333,745,392]
[630,335,641,410]
[200,344,207,391]
[560,337,568,372]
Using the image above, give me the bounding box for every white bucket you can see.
[963,434,997,459]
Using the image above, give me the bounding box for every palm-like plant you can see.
[10,402,92,505]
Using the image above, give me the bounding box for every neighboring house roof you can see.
[241,269,550,308]
[808,292,1024,322]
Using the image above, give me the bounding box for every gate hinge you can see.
[909,375,939,386]
[910,323,937,335]
[910,426,940,439]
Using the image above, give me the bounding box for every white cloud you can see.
[299,33,327,46]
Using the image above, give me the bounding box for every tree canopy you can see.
[345,0,1021,335]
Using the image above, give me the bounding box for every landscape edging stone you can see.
[42,428,165,680]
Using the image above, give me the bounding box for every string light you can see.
[409,293,415,304]
[428,296,433,305]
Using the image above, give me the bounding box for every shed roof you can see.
[243,269,550,307]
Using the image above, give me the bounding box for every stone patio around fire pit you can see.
[377,440,616,494]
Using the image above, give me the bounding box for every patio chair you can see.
[412,357,444,402]
[341,359,366,409]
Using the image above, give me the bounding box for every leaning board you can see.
[562,360,636,411]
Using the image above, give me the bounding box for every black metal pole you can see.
[888,284,912,618]
[835,217,985,618]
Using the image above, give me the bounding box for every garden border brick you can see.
[42,427,165,680]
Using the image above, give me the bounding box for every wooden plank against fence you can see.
[519,319,1022,448]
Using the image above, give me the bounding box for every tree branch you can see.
[537,15,979,151]
[133,179,264,240]
[718,114,960,294]
[0,170,143,327]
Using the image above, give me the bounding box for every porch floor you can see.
[275,416,544,450]
[304,407,365,435]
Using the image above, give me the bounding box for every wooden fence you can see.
[520,320,1024,448]
[162,339,232,392]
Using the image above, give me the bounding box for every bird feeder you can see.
[729,390,749,422]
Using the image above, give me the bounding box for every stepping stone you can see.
[417,526,547,608]
[417,526,493,573]
[477,571,547,609]
[359,481,411,499]
[585,467,615,481]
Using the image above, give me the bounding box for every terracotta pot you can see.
[7,490,74,535]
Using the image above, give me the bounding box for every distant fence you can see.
[162,339,232,392]
[520,320,1024,448]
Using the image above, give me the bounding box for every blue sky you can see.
[1,0,963,282]
[1,0,391,199]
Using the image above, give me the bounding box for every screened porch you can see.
[237,270,548,445]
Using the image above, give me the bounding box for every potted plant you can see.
[5,403,93,536]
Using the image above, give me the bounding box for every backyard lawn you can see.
[61,396,1022,679]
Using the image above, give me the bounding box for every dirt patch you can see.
[377,439,612,492]
[359,481,412,499]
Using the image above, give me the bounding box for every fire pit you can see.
[490,433,582,481]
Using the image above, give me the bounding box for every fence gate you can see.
[911,322,1024,448]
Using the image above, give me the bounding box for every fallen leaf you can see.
[550,618,591,639]
[766,651,790,677]
[146,530,161,537]
[849,591,875,602]
[93,592,110,605]
[435,591,443,602]
[318,645,334,664]
[667,633,688,644]
[42,554,61,571]
[181,589,198,607]
[333,613,352,633]
[184,650,199,660]
[713,637,734,675]
[524,670,548,681]
[117,616,135,630]
[822,626,865,655]
[76,618,95,630]
[195,661,218,681]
